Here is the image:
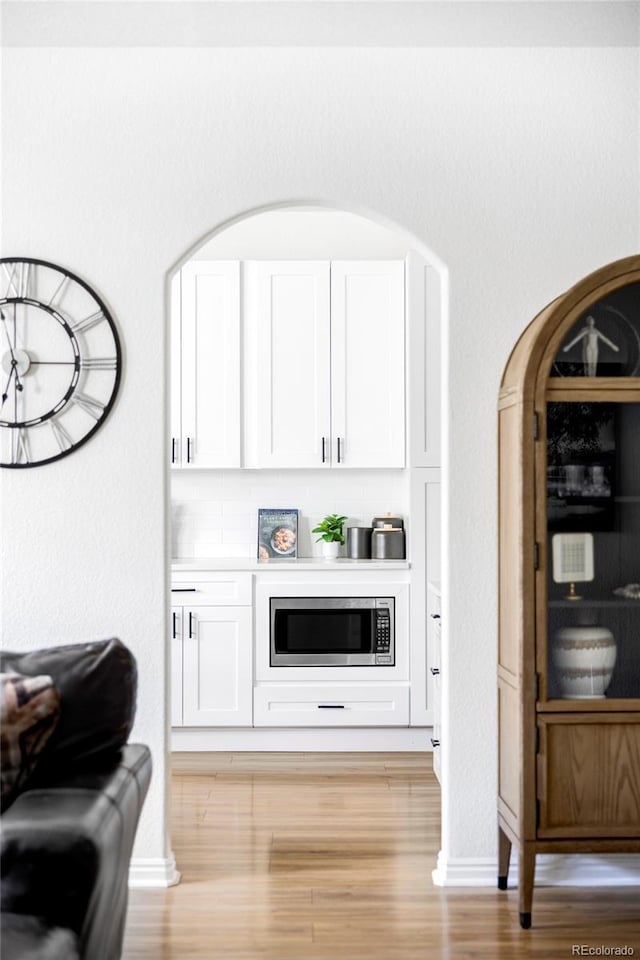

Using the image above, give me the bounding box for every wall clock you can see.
[0,258,122,468]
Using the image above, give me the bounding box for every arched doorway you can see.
[166,201,448,872]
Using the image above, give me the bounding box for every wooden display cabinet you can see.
[497,254,640,928]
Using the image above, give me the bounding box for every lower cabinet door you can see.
[537,715,640,838]
[171,606,183,727]
[183,606,253,726]
[432,619,442,783]
[254,683,410,727]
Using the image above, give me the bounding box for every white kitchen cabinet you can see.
[254,683,410,727]
[428,582,442,783]
[248,261,331,468]
[406,252,442,468]
[246,260,405,469]
[171,573,253,728]
[171,260,240,468]
[330,261,405,468]
[170,605,183,727]
[182,606,253,727]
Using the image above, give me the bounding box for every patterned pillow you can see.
[0,672,61,810]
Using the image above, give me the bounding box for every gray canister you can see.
[347,526,373,559]
[371,527,406,560]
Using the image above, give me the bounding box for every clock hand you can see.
[0,309,24,391]
[0,309,17,358]
[1,366,15,407]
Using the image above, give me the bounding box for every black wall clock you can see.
[0,258,122,468]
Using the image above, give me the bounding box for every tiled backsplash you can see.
[171,469,409,559]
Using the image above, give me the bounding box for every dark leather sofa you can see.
[0,639,152,960]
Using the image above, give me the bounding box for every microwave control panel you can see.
[374,600,394,664]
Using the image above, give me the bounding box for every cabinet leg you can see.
[497,825,511,890]
[518,842,535,929]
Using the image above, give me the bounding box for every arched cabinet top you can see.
[500,254,640,407]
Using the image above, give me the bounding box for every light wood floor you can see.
[123,752,640,960]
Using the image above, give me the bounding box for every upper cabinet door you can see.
[331,261,405,468]
[170,270,183,466]
[180,261,241,468]
[252,261,331,468]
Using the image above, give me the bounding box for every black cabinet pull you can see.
[430,613,441,620]
[187,437,193,463]
[188,612,195,638]
[318,704,345,709]
[171,437,178,464]
[172,611,178,640]
[430,738,440,748]
[171,588,197,592]
[430,667,440,676]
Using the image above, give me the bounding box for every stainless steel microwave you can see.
[270,597,395,667]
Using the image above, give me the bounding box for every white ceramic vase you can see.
[320,540,341,560]
[551,626,617,699]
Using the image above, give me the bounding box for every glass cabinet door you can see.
[545,281,640,702]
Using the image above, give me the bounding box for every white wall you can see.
[2,3,639,878]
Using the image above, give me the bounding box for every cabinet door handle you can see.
[321,436,327,463]
[186,437,193,463]
[171,437,179,464]
[188,611,195,638]
[171,588,197,593]
[430,667,440,676]
[318,704,345,709]
[430,613,441,620]
[337,437,344,463]
[172,611,178,640]
[430,738,440,748]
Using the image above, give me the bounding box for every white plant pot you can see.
[320,540,341,560]
[551,626,617,699]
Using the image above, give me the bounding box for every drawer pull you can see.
[430,738,440,748]
[318,704,345,709]
[172,588,197,592]
[430,613,441,620]
[430,667,440,676]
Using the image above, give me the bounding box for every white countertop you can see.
[172,557,411,571]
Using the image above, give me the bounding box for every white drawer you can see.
[171,573,252,606]
[254,683,409,727]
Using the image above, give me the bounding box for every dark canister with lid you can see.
[371,527,405,559]
[370,514,405,559]
[347,526,373,559]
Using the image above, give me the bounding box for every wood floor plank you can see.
[123,752,640,959]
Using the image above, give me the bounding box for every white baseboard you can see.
[432,851,497,886]
[432,850,640,887]
[129,852,181,888]
[171,727,431,751]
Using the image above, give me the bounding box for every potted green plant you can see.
[312,514,347,560]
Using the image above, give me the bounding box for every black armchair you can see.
[0,639,152,960]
